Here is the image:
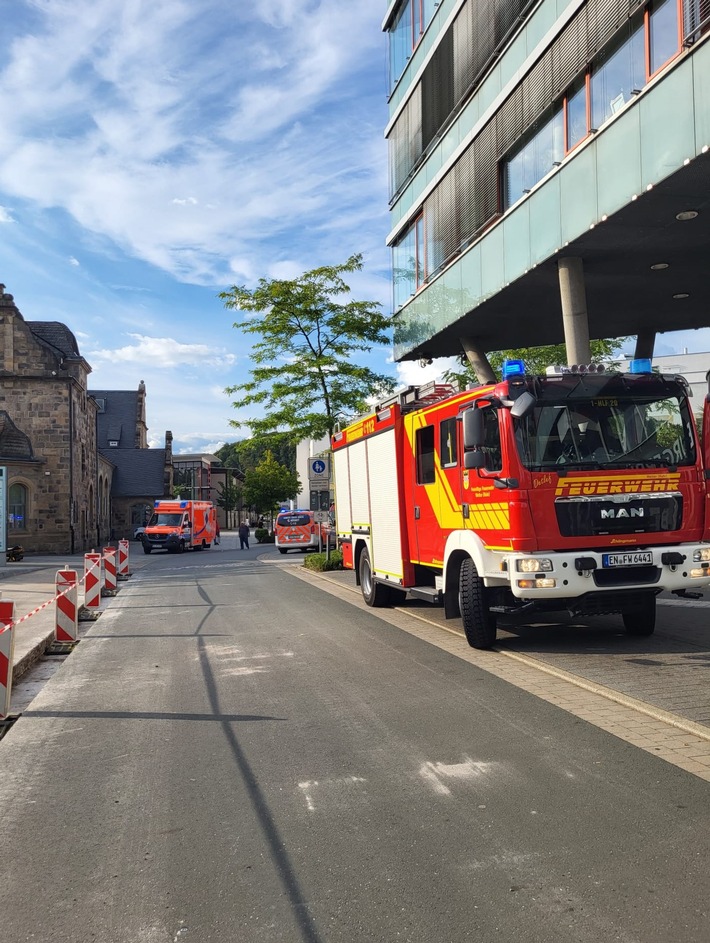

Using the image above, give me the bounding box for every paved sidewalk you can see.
[0,551,124,683]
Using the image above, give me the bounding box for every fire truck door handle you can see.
[414,506,420,520]
[462,504,470,518]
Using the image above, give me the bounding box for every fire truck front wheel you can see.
[359,548,391,608]
[459,557,496,649]
[622,595,656,636]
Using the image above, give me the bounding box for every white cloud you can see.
[0,0,387,286]
[87,333,237,369]
[0,205,14,223]
[68,256,80,266]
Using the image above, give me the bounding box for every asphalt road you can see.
[2,542,709,942]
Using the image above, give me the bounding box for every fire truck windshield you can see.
[514,389,696,471]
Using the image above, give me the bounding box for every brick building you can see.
[0,286,172,554]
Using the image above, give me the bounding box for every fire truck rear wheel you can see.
[459,557,496,649]
[359,547,391,607]
[622,596,656,636]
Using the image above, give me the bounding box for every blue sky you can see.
[1,1,708,456]
[0,0,405,454]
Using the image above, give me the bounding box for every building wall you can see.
[0,289,100,554]
[387,0,710,359]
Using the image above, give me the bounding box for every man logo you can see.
[600,507,644,519]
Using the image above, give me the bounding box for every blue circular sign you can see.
[312,459,326,474]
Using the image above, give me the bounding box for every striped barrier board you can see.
[84,552,102,609]
[0,599,16,719]
[103,547,117,592]
[117,539,129,576]
[55,569,78,642]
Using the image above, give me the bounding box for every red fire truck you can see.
[332,361,710,648]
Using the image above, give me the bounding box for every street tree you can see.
[216,435,296,476]
[242,451,300,524]
[443,338,627,388]
[220,254,396,442]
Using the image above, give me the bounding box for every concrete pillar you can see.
[634,330,656,361]
[558,257,591,365]
[460,337,497,385]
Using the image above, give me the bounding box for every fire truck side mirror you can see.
[510,391,536,419]
[464,450,485,470]
[463,406,484,449]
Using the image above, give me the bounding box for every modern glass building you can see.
[384,0,710,376]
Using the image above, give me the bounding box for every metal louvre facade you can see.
[393,0,700,290]
[388,0,536,198]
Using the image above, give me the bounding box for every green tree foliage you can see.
[220,254,396,441]
[242,451,300,518]
[443,338,628,388]
[216,435,296,476]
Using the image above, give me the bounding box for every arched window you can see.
[9,483,28,531]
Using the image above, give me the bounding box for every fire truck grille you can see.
[555,494,682,538]
[592,564,661,587]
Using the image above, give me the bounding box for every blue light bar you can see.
[502,359,526,378]
[629,358,652,374]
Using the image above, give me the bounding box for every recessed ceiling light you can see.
[673,292,690,299]
[676,210,699,221]
[650,262,669,270]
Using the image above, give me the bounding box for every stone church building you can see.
[0,286,173,555]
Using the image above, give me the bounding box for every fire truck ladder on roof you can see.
[377,381,457,414]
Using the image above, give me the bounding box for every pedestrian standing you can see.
[238,521,250,550]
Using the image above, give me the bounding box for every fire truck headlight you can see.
[517,578,556,589]
[516,558,553,573]
[692,549,710,563]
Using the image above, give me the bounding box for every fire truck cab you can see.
[332,362,710,649]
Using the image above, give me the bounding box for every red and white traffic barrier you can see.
[84,552,102,609]
[0,598,16,719]
[55,568,79,642]
[117,538,130,576]
[103,547,117,592]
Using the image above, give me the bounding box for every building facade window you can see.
[565,78,589,150]
[504,110,563,208]
[649,0,682,76]
[393,213,425,310]
[8,483,28,531]
[502,0,683,215]
[388,0,438,91]
[590,24,646,131]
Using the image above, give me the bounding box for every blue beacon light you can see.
[502,359,526,379]
[629,358,653,374]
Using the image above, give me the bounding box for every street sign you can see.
[310,490,331,512]
[309,477,330,491]
[308,456,330,480]
[314,510,329,524]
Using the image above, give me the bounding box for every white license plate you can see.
[602,551,653,567]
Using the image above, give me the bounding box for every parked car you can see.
[133,526,146,540]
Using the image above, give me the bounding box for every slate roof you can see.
[91,390,139,449]
[27,321,82,359]
[106,449,167,498]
